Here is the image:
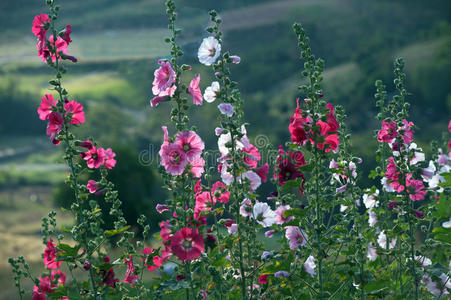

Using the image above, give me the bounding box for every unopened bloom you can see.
[198,36,221,66]
[274,271,290,278]
[230,55,241,64]
[188,75,202,105]
[156,204,170,214]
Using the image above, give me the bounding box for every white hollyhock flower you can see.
[204,81,220,103]
[198,36,221,66]
[363,189,379,209]
[368,209,377,227]
[252,202,276,227]
[367,244,377,261]
[377,230,396,249]
[240,171,261,191]
[304,255,316,277]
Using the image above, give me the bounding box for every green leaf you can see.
[104,225,131,237]
[283,208,307,218]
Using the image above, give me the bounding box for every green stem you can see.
[314,150,324,299]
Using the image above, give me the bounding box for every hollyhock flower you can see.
[194,191,215,219]
[152,61,176,96]
[336,185,347,194]
[253,202,276,227]
[414,210,425,219]
[275,205,293,224]
[362,190,379,209]
[194,179,202,195]
[218,103,234,117]
[198,36,221,66]
[304,255,316,276]
[188,75,202,105]
[443,220,451,228]
[368,209,377,227]
[385,157,404,192]
[289,99,310,145]
[37,276,53,294]
[377,120,398,143]
[32,285,46,300]
[211,181,230,203]
[400,119,414,144]
[230,55,241,64]
[255,163,269,182]
[275,271,290,278]
[242,144,261,169]
[214,127,224,136]
[123,256,139,287]
[423,274,451,298]
[62,24,72,44]
[170,227,205,261]
[367,244,377,261]
[387,201,399,209]
[44,238,61,269]
[377,231,396,250]
[261,251,273,261]
[51,270,66,285]
[37,94,56,120]
[326,103,339,131]
[258,274,269,284]
[101,257,119,288]
[32,14,50,37]
[45,35,68,63]
[406,173,426,201]
[83,146,106,169]
[160,221,172,241]
[156,204,169,214]
[265,229,275,238]
[160,143,188,176]
[142,248,162,272]
[103,148,117,169]
[190,156,205,178]
[226,223,238,234]
[64,100,85,124]
[87,180,98,194]
[240,199,253,217]
[204,82,220,103]
[201,290,208,300]
[150,95,170,107]
[285,226,308,250]
[46,112,63,144]
[415,256,432,267]
[241,171,262,191]
[381,177,395,193]
[80,140,93,150]
[175,131,204,162]
[277,159,304,186]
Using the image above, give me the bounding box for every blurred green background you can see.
[0,0,450,297]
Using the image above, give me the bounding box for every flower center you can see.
[183,144,190,152]
[209,47,216,57]
[182,239,193,250]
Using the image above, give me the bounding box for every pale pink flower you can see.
[240,199,253,217]
[230,55,241,64]
[285,226,308,250]
[156,204,170,214]
[367,244,377,261]
[198,36,221,66]
[377,230,396,249]
[188,75,202,105]
[160,143,188,176]
[218,103,234,117]
[150,95,170,107]
[265,230,275,238]
[240,171,261,191]
[275,205,293,224]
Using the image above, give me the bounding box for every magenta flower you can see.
[141,248,162,272]
[46,112,63,145]
[211,181,230,203]
[385,157,404,192]
[82,146,106,169]
[152,61,176,96]
[87,180,98,194]
[43,238,61,269]
[37,94,56,120]
[104,148,117,169]
[400,119,414,144]
[170,228,205,261]
[406,173,426,201]
[123,256,139,287]
[64,100,85,124]
[62,24,72,44]
[175,131,205,162]
[188,75,203,105]
[377,120,398,143]
[242,144,261,169]
[40,35,68,63]
[160,143,188,176]
[150,95,170,107]
[255,163,269,182]
[285,226,308,250]
[194,191,215,219]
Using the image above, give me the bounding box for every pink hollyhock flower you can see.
[42,35,68,63]
[253,202,276,227]
[64,100,85,124]
[255,163,269,182]
[198,36,221,66]
[37,94,56,120]
[242,144,261,169]
[170,227,205,261]
[304,255,316,276]
[32,14,50,37]
[211,181,230,203]
[46,112,63,144]
[385,157,404,192]
[82,146,106,169]
[50,270,66,285]
[190,156,205,178]
[142,248,163,272]
[326,103,339,131]
[80,140,93,149]
[265,229,275,238]
[156,204,169,214]
[204,82,220,103]
[258,274,269,284]
[414,210,425,219]
[285,226,308,250]
[160,143,188,176]
[37,275,53,294]
[43,238,61,269]
[104,148,117,169]
[87,180,98,194]
[123,256,139,287]
[218,103,234,117]
[152,61,176,96]
[101,256,119,288]
[400,119,414,144]
[241,171,262,191]
[32,285,46,300]
[377,120,398,143]
[188,75,202,105]
[175,131,205,162]
[240,199,253,217]
[160,220,172,241]
[228,223,238,234]
[62,24,72,44]
[289,99,309,145]
[201,290,208,300]
[194,179,202,195]
[406,173,426,201]
[150,95,170,107]
[194,191,215,219]
[275,205,293,225]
